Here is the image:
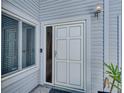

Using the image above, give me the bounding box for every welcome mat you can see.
[49,88,71,93]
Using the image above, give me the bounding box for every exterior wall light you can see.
[95,4,102,19]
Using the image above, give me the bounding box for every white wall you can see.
[2,69,39,93]
[109,0,122,93]
[109,0,122,65]
[40,0,104,93]
[2,0,41,93]
[1,0,122,93]
[2,0,40,20]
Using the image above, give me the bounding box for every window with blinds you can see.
[2,14,36,76]
[22,23,35,68]
[2,15,18,75]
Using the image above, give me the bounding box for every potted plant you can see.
[98,63,122,93]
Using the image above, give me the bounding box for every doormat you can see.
[49,88,71,93]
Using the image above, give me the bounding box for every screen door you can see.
[54,22,84,89]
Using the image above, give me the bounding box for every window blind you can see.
[2,15,18,75]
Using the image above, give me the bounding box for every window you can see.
[2,15,18,75]
[46,26,52,83]
[1,14,36,76]
[22,23,35,68]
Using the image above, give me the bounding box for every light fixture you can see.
[95,4,102,19]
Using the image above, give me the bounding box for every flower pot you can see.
[98,91,110,93]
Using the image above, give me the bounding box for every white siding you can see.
[2,0,40,20]
[2,70,40,93]
[109,0,121,64]
[40,0,104,93]
[109,1,121,92]
[2,0,122,93]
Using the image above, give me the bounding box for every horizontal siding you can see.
[2,0,40,20]
[40,0,103,21]
[40,0,104,93]
[2,70,39,93]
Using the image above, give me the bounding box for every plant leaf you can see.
[113,84,122,90]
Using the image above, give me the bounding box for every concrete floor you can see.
[30,86,50,93]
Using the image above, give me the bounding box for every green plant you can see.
[105,63,121,93]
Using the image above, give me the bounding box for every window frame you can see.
[2,12,37,77]
[22,22,36,69]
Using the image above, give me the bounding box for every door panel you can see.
[70,39,81,61]
[57,27,67,38]
[69,26,81,37]
[69,63,81,86]
[54,23,84,89]
[56,62,67,83]
[56,40,66,60]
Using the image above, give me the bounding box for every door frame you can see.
[41,15,91,93]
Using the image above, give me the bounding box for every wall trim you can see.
[117,15,122,69]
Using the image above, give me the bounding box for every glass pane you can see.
[1,15,18,75]
[46,26,52,83]
[22,23,35,68]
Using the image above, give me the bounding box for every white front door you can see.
[54,22,84,89]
